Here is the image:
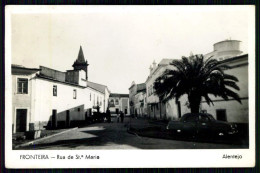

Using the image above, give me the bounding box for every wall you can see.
[146,64,176,119]
[65,71,79,84]
[200,59,248,123]
[129,83,137,115]
[87,88,105,113]
[40,66,65,82]
[33,78,88,129]
[179,57,248,123]
[12,73,35,132]
[109,96,129,114]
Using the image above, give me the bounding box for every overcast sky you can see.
[11,6,253,93]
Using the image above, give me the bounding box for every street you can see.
[20,117,247,150]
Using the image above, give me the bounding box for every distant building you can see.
[129,82,146,116]
[12,46,110,133]
[134,85,147,117]
[109,93,129,115]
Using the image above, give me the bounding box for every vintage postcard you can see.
[5,5,255,168]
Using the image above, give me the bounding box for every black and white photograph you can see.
[5,5,255,168]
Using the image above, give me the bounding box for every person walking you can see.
[106,108,111,123]
[117,113,120,123]
[120,111,124,123]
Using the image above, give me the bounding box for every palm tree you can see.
[154,54,241,113]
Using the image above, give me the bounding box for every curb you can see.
[14,127,78,149]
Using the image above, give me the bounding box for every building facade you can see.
[12,46,110,133]
[142,39,248,124]
[134,88,147,117]
[145,60,180,120]
[109,93,129,115]
[129,82,146,116]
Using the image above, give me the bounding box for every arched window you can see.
[115,99,119,105]
[110,99,114,104]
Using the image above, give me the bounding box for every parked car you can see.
[166,113,238,139]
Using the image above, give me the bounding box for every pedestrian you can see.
[120,111,124,123]
[106,108,111,123]
[117,113,120,123]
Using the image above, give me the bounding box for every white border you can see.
[5,5,256,168]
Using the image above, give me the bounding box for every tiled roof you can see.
[12,64,40,75]
[36,74,86,88]
[87,81,108,94]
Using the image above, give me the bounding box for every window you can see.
[73,89,77,99]
[17,78,28,94]
[185,115,198,122]
[78,108,80,112]
[199,115,210,122]
[53,85,57,96]
[115,99,119,105]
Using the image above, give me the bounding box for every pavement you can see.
[17,117,248,150]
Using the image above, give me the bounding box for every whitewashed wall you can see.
[34,78,88,123]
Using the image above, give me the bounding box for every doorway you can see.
[16,109,27,132]
[52,109,57,128]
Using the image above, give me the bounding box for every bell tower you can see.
[72,46,89,80]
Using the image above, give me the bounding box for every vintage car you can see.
[166,113,238,138]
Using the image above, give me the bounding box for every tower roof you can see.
[77,46,86,63]
[73,46,88,68]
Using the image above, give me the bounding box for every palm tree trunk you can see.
[188,94,201,113]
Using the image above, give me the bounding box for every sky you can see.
[11,6,253,93]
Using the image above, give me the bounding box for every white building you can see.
[129,82,146,115]
[146,59,180,120]
[109,93,129,115]
[12,46,110,133]
[145,39,248,125]
[205,39,243,61]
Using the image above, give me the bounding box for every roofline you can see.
[88,81,108,88]
[129,84,135,90]
[12,65,41,71]
[40,65,64,73]
[36,74,86,88]
[220,53,248,63]
[87,86,105,94]
[213,40,241,46]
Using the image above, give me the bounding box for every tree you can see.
[153,54,241,113]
